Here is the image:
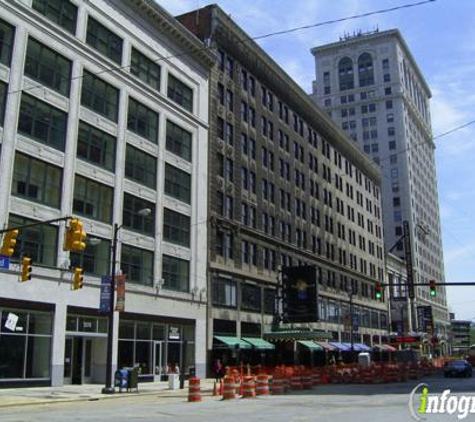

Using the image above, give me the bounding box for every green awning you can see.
[297,340,324,351]
[242,337,275,350]
[213,336,252,349]
[264,330,332,342]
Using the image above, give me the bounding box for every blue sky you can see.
[158,0,475,321]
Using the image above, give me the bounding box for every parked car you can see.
[444,360,472,378]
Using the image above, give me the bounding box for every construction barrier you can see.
[256,374,270,395]
[242,376,256,398]
[188,377,201,402]
[291,374,303,390]
[222,375,236,400]
[302,373,313,390]
[272,374,285,395]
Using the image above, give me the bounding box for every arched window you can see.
[358,53,374,87]
[338,57,354,91]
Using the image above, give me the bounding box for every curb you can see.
[0,388,214,409]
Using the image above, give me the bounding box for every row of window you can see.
[8,213,190,291]
[215,229,383,277]
[12,139,190,211]
[216,48,380,202]
[1,11,192,113]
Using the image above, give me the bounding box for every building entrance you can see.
[64,337,93,384]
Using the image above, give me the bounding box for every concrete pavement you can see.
[0,378,217,408]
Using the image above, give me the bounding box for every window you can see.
[86,16,122,64]
[125,144,156,189]
[264,289,275,314]
[338,57,354,91]
[386,100,393,109]
[71,238,110,276]
[358,53,374,87]
[384,73,391,82]
[77,121,115,171]
[385,87,392,95]
[24,38,72,96]
[167,74,193,112]
[12,153,62,208]
[162,255,189,292]
[226,89,233,112]
[122,193,155,236]
[216,230,233,259]
[165,164,191,204]
[163,208,190,247]
[388,127,395,136]
[81,70,119,122]
[73,175,113,223]
[127,97,158,143]
[121,244,153,286]
[389,140,396,150]
[32,0,77,34]
[0,81,7,127]
[225,57,234,77]
[212,277,237,308]
[18,93,67,151]
[241,284,261,312]
[166,120,192,162]
[9,215,57,266]
[130,47,160,91]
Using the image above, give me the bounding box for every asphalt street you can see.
[0,376,474,422]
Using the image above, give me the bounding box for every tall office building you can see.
[311,29,450,353]
[178,5,388,368]
[0,0,214,386]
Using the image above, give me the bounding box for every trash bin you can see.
[127,367,139,393]
[168,373,180,390]
[115,369,129,392]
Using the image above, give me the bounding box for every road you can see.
[0,375,473,422]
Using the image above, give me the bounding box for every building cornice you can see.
[311,29,431,97]
[127,0,216,69]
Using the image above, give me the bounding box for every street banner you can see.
[115,275,125,312]
[100,276,112,313]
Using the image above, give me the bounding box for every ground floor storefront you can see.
[0,298,205,388]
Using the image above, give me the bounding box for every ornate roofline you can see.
[311,29,431,97]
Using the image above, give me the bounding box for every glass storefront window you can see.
[135,341,151,374]
[183,326,194,341]
[118,340,134,368]
[119,321,135,339]
[137,323,151,340]
[78,317,97,332]
[0,335,26,378]
[66,316,78,332]
[98,319,108,333]
[153,325,165,340]
[29,313,53,335]
[26,336,51,378]
[1,311,27,333]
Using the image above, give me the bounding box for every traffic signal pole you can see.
[0,216,71,234]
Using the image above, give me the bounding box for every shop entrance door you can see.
[64,337,93,384]
[153,341,163,381]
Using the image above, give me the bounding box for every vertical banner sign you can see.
[100,276,112,313]
[403,221,415,299]
[281,265,318,323]
[115,275,125,312]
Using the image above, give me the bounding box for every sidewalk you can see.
[0,378,216,409]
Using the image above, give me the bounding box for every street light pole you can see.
[102,222,119,394]
[349,288,354,354]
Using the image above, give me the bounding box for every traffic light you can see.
[21,256,32,282]
[375,282,383,300]
[72,267,83,290]
[64,219,87,252]
[1,229,19,257]
[429,280,437,297]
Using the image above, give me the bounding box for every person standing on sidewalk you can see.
[213,358,223,382]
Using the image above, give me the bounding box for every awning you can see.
[383,344,398,352]
[330,342,352,352]
[297,340,324,351]
[315,341,338,352]
[242,337,275,350]
[213,336,252,349]
[264,330,332,342]
[355,343,372,352]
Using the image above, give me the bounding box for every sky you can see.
[158,0,475,321]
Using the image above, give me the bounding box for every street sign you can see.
[0,255,10,270]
